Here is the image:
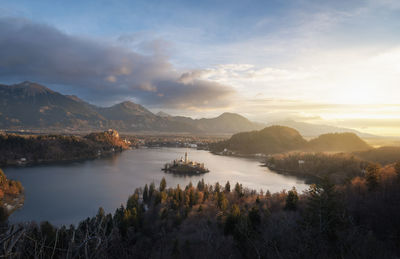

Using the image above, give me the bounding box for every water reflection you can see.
[5,148,308,226]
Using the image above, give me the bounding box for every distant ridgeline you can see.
[210,126,372,155]
[0,81,264,134]
[0,129,130,167]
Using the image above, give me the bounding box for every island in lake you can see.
[162,152,209,175]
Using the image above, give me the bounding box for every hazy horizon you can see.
[1,0,400,135]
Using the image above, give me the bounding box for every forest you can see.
[209,126,372,155]
[266,152,370,184]
[0,130,129,167]
[1,161,400,258]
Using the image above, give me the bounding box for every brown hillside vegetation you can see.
[0,168,24,221]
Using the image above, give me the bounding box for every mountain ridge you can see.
[268,120,377,138]
[210,126,372,154]
[0,82,264,134]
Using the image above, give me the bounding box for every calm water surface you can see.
[5,148,308,226]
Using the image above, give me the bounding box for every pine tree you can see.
[305,178,343,240]
[225,181,231,192]
[395,161,400,178]
[160,177,167,192]
[366,163,380,191]
[284,187,299,211]
[217,192,228,210]
[143,184,149,203]
[224,204,241,235]
[215,182,221,193]
[235,183,243,197]
[149,182,155,199]
[197,178,205,191]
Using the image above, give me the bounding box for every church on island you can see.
[162,152,209,175]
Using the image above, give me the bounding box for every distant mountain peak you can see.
[0,81,264,134]
[12,81,55,96]
[116,101,143,109]
[100,100,154,119]
[217,112,248,120]
[157,111,171,117]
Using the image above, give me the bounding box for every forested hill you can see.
[210,126,372,155]
[0,129,129,167]
[210,126,308,154]
[307,132,372,152]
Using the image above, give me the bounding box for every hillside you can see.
[0,129,129,167]
[353,146,400,165]
[0,81,106,130]
[269,120,377,138]
[307,132,372,152]
[210,126,307,154]
[0,168,24,220]
[171,112,265,134]
[0,82,263,134]
[210,127,371,155]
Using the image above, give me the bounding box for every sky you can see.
[1,0,400,135]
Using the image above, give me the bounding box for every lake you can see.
[5,148,308,226]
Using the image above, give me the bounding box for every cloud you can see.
[0,17,234,108]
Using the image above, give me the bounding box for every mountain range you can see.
[267,120,377,138]
[0,81,381,137]
[0,82,264,134]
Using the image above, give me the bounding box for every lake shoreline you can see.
[6,147,308,226]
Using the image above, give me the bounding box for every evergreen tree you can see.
[197,178,205,191]
[143,184,149,203]
[235,182,244,197]
[225,181,231,192]
[395,161,400,178]
[305,178,343,240]
[160,177,167,192]
[149,182,156,199]
[127,193,139,210]
[217,192,228,210]
[366,163,380,191]
[248,206,260,227]
[215,182,221,193]
[224,204,241,235]
[285,187,299,211]
[189,189,196,207]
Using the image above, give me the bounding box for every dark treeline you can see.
[267,152,370,184]
[353,146,400,165]
[0,130,129,167]
[2,163,400,258]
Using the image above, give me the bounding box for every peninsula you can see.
[162,152,209,175]
[0,129,130,167]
